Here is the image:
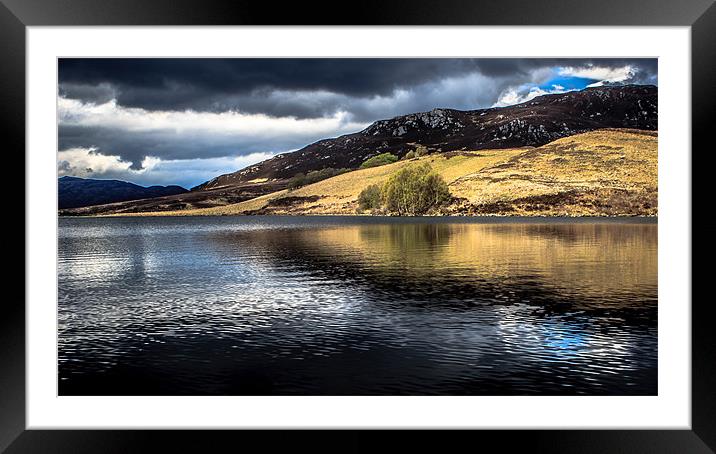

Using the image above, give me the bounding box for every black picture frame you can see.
[5,0,710,452]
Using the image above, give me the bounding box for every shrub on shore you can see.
[357,184,383,211]
[357,163,451,215]
[360,153,398,169]
[382,163,450,215]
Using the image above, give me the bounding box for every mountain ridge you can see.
[58,176,188,209]
[197,84,657,190]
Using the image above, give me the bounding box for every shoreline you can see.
[58,213,658,223]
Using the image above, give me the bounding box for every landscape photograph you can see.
[57,58,658,395]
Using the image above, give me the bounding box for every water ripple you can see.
[58,216,657,395]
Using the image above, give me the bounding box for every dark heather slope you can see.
[198,85,657,190]
[58,176,188,209]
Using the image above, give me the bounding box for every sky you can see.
[58,58,657,189]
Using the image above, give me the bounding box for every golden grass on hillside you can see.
[116,128,657,217]
[451,128,657,203]
[278,148,527,214]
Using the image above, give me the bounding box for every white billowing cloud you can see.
[129,154,277,187]
[493,64,646,107]
[492,85,567,108]
[58,147,274,188]
[58,97,367,137]
[489,67,568,107]
[58,147,133,176]
[558,65,636,86]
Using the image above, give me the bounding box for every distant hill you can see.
[58,176,187,209]
[70,129,658,217]
[197,84,657,190]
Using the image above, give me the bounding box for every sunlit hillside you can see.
[114,128,657,217]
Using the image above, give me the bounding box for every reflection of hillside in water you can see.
[207,222,656,311]
[319,223,656,305]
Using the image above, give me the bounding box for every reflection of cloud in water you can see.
[494,303,647,387]
[58,238,136,282]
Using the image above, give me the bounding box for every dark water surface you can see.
[58,216,657,395]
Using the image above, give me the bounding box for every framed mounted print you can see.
[7,0,712,452]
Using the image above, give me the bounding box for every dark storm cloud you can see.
[57,123,322,169]
[57,58,657,187]
[59,82,118,104]
[58,58,657,117]
[59,58,477,99]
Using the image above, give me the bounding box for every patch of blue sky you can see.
[538,75,598,91]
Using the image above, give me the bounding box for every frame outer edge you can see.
[692,1,716,452]
[0,1,26,453]
[8,0,712,452]
[0,0,715,25]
